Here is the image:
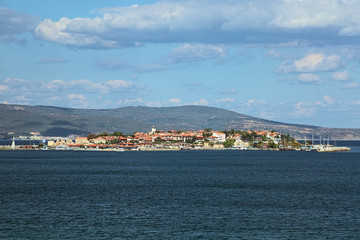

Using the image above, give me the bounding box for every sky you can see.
[1,0,360,128]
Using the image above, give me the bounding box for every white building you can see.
[212,132,226,142]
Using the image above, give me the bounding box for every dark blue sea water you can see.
[1,148,360,239]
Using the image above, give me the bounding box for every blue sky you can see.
[1,0,360,128]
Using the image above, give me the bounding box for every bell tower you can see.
[151,126,156,135]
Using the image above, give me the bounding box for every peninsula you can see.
[3,127,350,152]
[1,104,360,140]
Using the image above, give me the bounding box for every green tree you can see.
[240,131,251,141]
[154,137,163,144]
[108,138,119,144]
[268,141,277,149]
[223,138,235,148]
[203,132,212,138]
[87,133,96,140]
[254,141,263,148]
[186,136,197,144]
[113,132,124,137]
[96,132,109,137]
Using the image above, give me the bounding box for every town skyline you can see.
[1,0,360,128]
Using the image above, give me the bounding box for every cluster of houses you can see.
[47,126,283,151]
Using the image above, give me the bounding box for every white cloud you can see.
[352,100,360,105]
[119,98,182,108]
[0,77,143,108]
[68,94,86,100]
[246,99,256,107]
[292,102,316,117]
[32,0,360,48]
[214,97,235,103]
[269,0,339,29]
[106,80,134,89]
[47,79,66,89]
[35,18,119,48]
[245,99,267,107]
[14,95,28,102]
[97,59,129,70]
[343,81,359,88]
[168,43,227,62]
[323,95,336,105]
[266,49,282,58]
[191,98,208,106]
[297,73,322,84]
[70,79,108,94]
[167,98,182,105]
[0,85,9,91]
[118,98,145,105]
[97,59,166,72]
[67,94,89,108]
[278,53,342,73]
[331,70,350,81]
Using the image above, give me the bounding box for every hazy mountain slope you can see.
[0,104,359,139]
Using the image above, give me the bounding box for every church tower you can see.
[151,126,156,135]
[11,137,16,149]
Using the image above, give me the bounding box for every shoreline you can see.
[0,146,352,152]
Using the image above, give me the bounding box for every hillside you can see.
[0,104,359,139]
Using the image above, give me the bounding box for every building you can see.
[212,132,226,142]
[150,126,157,135]
[75,137,90,145]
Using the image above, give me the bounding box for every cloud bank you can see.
[29,0,360,48]
[0,7,38,44]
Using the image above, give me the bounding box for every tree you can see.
[108,138,119,144]
[97,132,109,137]
[240,131,251,141]
[254,141,263,148]
[154,137,163,144]
[222,130,232,138]
[268,141,277,149]
[87,133,96,140]
[113,132,124,137]
[186,136,197,144]
[203,132,212,138]
[223,138,235,148]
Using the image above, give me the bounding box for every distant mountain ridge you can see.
[0,104,359,139]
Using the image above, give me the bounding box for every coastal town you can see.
[1,126,351,152]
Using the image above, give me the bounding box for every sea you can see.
[1,141,360,239]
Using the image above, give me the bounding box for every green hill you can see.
[0,104,359,139]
